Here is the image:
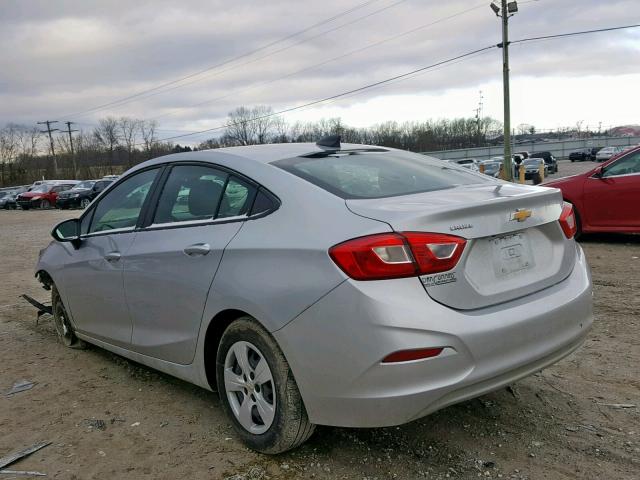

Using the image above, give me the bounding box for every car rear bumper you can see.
[274,244,592,427]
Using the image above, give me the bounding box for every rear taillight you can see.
[329,232,466,281]
[559,202,577,239]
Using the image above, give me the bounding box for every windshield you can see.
[274,150,488,199]
[72,181,95,190]
[30,184,51,193]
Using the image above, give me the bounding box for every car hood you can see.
[19,192,46,199]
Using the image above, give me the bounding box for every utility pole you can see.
[37,120,59,177]
[64,121,79,179]
[491,0,518,181]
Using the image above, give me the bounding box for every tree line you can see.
[2,106,503,187]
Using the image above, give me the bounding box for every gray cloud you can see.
[1,0,638,137]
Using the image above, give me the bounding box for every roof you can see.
[194,142,384,164]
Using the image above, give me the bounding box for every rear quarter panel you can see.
[199,160,393,333]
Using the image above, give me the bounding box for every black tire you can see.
[52,285,87,349]
[21,205,30,210]
[573,208,583,241]
[216,317,315,454]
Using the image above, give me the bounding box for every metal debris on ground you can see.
[597,403,636,409]
[0,470,46,477]
[6,380,36,396]
[0,442,50,477]
[83,419,106,431]
[20,294,52,325]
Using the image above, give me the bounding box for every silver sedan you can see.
[36,138,593,453]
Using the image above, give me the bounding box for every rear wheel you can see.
[216,317,315,454]
[52,285,86,349]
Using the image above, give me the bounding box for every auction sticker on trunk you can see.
[492,232,534,277]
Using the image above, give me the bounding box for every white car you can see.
[449,158,480,172]
[596,146,624,162]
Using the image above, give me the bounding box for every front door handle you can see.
[104,251,121,262]
[184,243,211,256]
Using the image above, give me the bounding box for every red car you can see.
[545,146,640,236]
[16,182,77,210]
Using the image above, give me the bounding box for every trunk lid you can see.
[346,183,576,310]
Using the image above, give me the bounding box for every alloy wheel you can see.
[224,341,276,434]
[80,198,91,209]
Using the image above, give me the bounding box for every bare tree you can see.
[140,120,158,159]
[0,124,19,185]
[251,105,275,144]
[94,117,120,174]
[224,107,255,146]
[119,117,142,167]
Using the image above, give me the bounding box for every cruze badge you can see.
[449,223,473,231]
[510,208,532,222]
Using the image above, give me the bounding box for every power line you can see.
[510,23,640,45]
[151,2,487,122]
[63,0,404,118]
[147,22,640,145]
[143,45,497,144]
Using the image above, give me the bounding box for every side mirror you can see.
[592,166,605,179]
[52,218,81,245]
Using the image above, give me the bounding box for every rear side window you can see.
[218,177,256,218]
[153,165,228,224]
[274,151,486,199]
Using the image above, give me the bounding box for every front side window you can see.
[274,151,486,199]
[89,168,159,233]
[153,165,228,224]
[603,151,640,177]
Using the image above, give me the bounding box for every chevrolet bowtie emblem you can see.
[510,208,532,222]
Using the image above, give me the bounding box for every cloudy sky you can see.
[2,0,639,144]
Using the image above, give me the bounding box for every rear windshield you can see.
[273,150,487,199]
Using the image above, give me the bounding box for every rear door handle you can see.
[104,251,121,262]
[183,243,211,256]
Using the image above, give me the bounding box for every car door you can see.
[60,167,162,347]
[124,163,257,364]
[583,150,640,229]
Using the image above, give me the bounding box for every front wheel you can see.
[80,198,91,209]
[52,285,86,349]
[40,199,50,209]
[216,317,315,454]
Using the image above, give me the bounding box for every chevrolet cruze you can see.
[36,139,593,453]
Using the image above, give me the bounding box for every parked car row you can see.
[1,177,116,210]
[473,151,557,178]
[568,145,638,162]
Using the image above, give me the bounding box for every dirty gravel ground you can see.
[1,163,638,479]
